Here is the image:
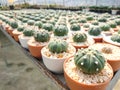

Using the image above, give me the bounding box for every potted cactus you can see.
[28,30,50,58]
[108,21,118,31]
[70,24,81,34]
[53,25,69,40]
[88,26,103,42]
[18,28,34,49]
[41,39,76,73]
[8,20,18,37]
[42,23,53,33]
[103,33,120,47]
[12,25,24,42]
[70,32,94,50]
[83,23,90,31]
[64,48,113,90]
[35,21,43,29]
[100,23,114,36]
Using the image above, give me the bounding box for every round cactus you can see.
[92,21,99,25]
[23,29,34,36]
[53,25,68,36]
[34,31,50,42]
[115,19,120,25]
[27,20,35,26]
[17,26,24,32]
[74,48,105,74]
[10,21,18,29]
[100,24,110,31]
[35,21,43,28]
[86,16,94,21]
[88,26,101,36]
[108,21,117,28]
[22,18,28,23]
[70,24,81,31]
[111,34,120,43]
[73,32,87,43]
[78,19,87,23]
[83,23,90,28]
[98,17,107,22]
[48,40,68,54]
[42,23,53,32]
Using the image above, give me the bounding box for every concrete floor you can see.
[0,30,120,90]
[0,30,60,90]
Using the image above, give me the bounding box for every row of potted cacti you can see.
[1,9,120,90]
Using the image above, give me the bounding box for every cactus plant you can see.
[22,18,28,23]
[23,29,34,36]
[115,19,120,25]
[111,34,120,43]
[35,21,42,28]
[78,19,87,23]
[48,40,68,54]
[70,24,81,31]
[10,21,18,29]
[42,23,53,32]
[98,17,107,22]
[86,16,94,21]
[88,26,101,36]
[34,31,50,42]
[92,21,99,25]
[74,48,105,74]
[17,26,24,32]
[83,23,90,28]
[73,33,87,43]
[100,24,110,31]
[108,21,117,28]
[27,20,35,26]
[53,25,68,36]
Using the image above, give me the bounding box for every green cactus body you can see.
[86,16,94,21]
[73,33,87,43]
[23,29,34,36]
[100,24,110,31]
[35,21,42,28]
[10,21,18,29]
[111,34,120,43]
[22,18,28,23]
[43,23,53,32]
[108,21,117,28]
[92,21,99,25]
[88,26,101,36]
[27,20,35,26]
[98,18,107,22]
[78,19,87,23]
[17,26,24,32]
[83,24,90,28]
[53,25,68,36]
[74,48,105,74]
[34,31,50,42]
[48,40,68,54]
[70,24,81,31]
[115,19,120,25]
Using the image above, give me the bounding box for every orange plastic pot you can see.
[71,44,89,51]
[107,60,120,72]
[8,28,14,37]
[64,57,113,90]
[12,30,22,42]
[93,37,103,43]
[28,39,47,58]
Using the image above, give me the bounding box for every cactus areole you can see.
[48,40,68,54]
[74,48,105,74]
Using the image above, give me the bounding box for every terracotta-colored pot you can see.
[64,57,113,90]
[93,37,103,43]
[12,30,23,42]
[7,27,14,37]
[28,38,47,58]
[71,38,95,51]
